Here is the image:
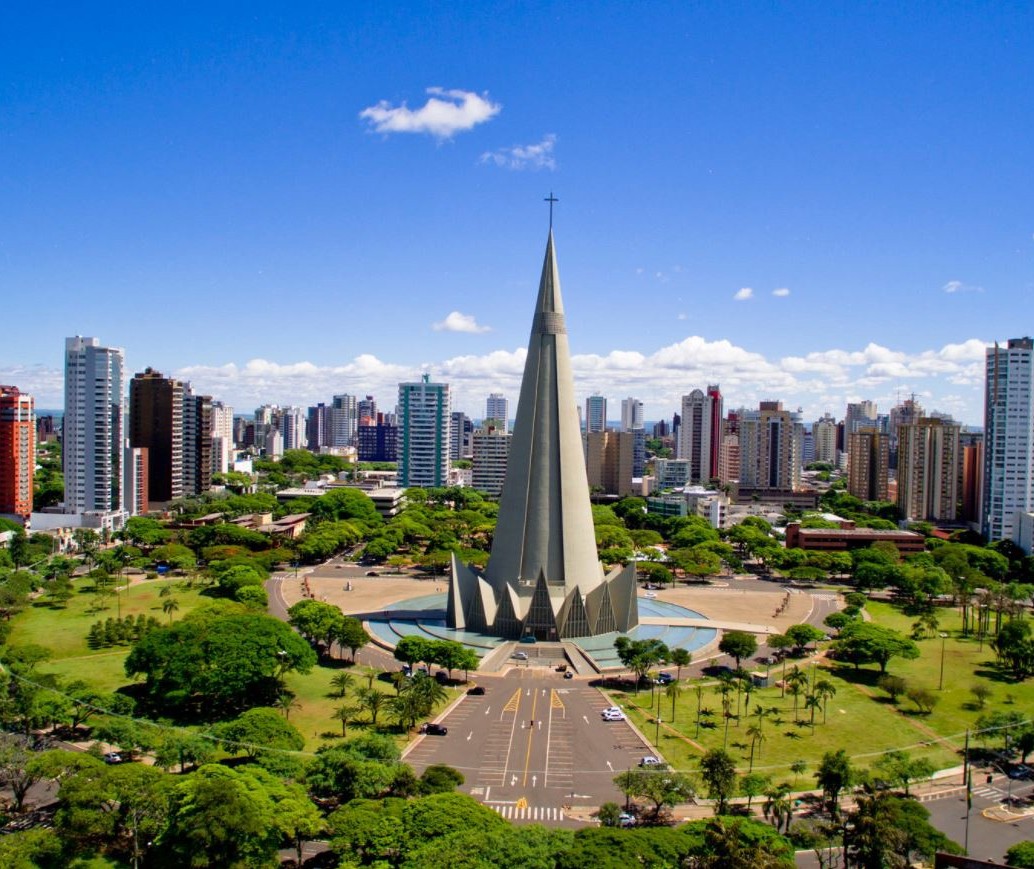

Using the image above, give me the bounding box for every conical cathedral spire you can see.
[484,230,602,593]
[447,227,638,640]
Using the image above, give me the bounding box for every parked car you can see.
[103,752,123,764]
[419,723,448,736]
[563,670,574,679]
[1007,764,1032,780]
[555,664,568,672]
[602,711,626,721]
[639,755,661,767]
[365,571,379,576]
[644,592,657,599]
[434,671,448,684]
[467,686,486,695]
[512,651,528,660]
[656,672,674,684]
[618,811,636,827]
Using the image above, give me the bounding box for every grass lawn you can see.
[605,597,1033,786]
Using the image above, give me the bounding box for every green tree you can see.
[214,707,305,759]
[845,790,962,867]
[718,630,758,668]
[816,749,853,818]
[699,748,737,815]
[1007,841,1034,868]
[874,751,935,796]
[158,764,283,867]
[784,623,824,654]
[420,763,465,794]
[832,621,920,673]
[612,768,695,821]
[613,637,669,693]
[670,647,692,680]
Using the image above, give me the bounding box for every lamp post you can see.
[938,633,948,690]
[655,715,661,747]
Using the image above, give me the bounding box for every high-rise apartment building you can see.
[357,396,377,426]
[584,394,607,433]
[0,386,34,519]
[718,411,740,483]
[181,389,212,497]
[450,412,473,461]
[620,397,644,432]
[738,401,803,491]
[960,432,983,526]
[357,414,398,462]
[586,428,635,496]
[129,369,212,503]
[279,407,306,451]
[398,375,450,487]
[678,386,722,484]
[211,401,234,475]
[982,338,1034,541]
[845,401,878,435]
[64,337,125,525]
[472,421,511,496]
[812,414,838,465]
[306,403,329,452]
[329,394,357,448]
[123,444,148,517]
[129,369,182,502]
[898,418,961,522]
[486,393,509,433]
[847,428,889,502]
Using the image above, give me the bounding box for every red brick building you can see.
[0,386,35,519]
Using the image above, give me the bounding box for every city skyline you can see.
[3,4,1033,424]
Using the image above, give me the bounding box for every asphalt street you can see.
[403,668,656,825]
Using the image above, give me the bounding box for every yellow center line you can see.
[521,689,539,786]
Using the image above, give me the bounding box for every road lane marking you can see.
[500,690,524,783]
[521,688,539,786]
[503,689,521,714]
[467,732,472,741]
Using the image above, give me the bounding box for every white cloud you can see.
[733,287,754,301]
[772,287,790,297]
[677,313,687,320]
[432,311,492,333]
[480,134,556,170]
[942,279,984,294]
[11,335,995,429]
[359,87,501,139]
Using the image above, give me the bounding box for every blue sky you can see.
[2,2,1032,425]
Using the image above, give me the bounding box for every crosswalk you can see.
[490,804,566,821]
[971,784,1007,801]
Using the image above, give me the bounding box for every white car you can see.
[639,755,661,767]
[602,710,626,721]
[512,651,528,660]
[644,592,657,599]
[601,706,622,715]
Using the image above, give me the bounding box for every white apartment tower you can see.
[64,337,125,526]
[330,394,358,448]
[812,414,838,465]
[620,397,644,432]
[982,338,1034,541]
[486,393,509,432]
[280,406,306,451]
[211,401,234,475]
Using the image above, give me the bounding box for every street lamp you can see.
[938,633,948,690]
[655,715,661,746]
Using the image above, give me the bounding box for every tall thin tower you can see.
[447,227,637,639]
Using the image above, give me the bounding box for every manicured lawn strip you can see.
[9,577,211,661]
[862,600,1034,742]
[611,664,955,783]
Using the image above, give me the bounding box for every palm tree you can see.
[362,668,379,690]
[665,680,683,722]
[161,597,179,623]
[409,674,448,714]
[276,692,300,721]
[814,679,837,724]
[330,673,355,699]
[694,683,705,738]
[786,666,809,721]
[805,693,822,729]
[670,648,691,681]
[358,688,386,726]
[763,784,793,834]
[746,723,766,771]
[389,691,424,732]
[333,703,360,736]
[790,759,807,788]
[390,671,407,695]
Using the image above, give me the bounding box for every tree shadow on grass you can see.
[972,666,1023,685]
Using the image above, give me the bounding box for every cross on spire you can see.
[544,192,558,228]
